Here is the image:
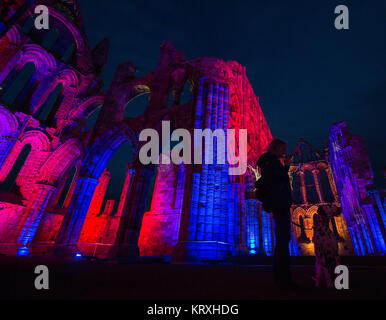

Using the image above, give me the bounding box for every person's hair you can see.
[267,138,287,155]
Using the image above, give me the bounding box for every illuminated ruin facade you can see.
[0,1,384,261]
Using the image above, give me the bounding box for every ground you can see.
[0,256,385,300]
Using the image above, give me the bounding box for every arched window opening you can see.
[61,44,75,63]
[179,81,191,105]
[305,170,318,204]
[124,93,150,119]
[320,169,334,202]
[298,216,310,243]
[100,142,135,216]
[36,82,64,123]
[298,215,310,243]
[0,69,18,92]
[21,16,35,34]
[313,213,318,226]
[15,73,39,110]
[300,144,308,162]
[0,144,32,191]
[56,166,77,208]
[42,28,59,51]
[1,62,35,107]
[85,107,101,131]
[51,30,75,61]
[291,172,302,204]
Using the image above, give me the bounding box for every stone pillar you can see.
[86,168,111,216]
[15,183,57,255]
[116,164,134,217]
[367,188,386,236]
[257,203,265,255]
[299,171,307,204]
[234,182,249,255]
[173,81,234,262]
[50,176,100,256]
[326,167,340,203]
[77,169,111,245]
[174,163,186,211]
[109,164,155,257]
[102,200,115,215]
[312,169,324,203]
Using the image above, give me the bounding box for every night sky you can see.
[77,0,386,203]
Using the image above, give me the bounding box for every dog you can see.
[312,204,343,288]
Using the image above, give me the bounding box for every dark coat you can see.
[257,152,293,212]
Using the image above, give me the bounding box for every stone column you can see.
[173,82,234,262]
[326,166,340,203]
[116,164,134,217]
[109,164,155,257]
[86,168,111,216]
[257,203,265,255]
[299,171,307,205]
[312,169,324,203]
[50,176,100,256]
[15,183,57,256]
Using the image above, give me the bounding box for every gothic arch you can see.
[301,163,314,172]
[303,169,319,204]
[123,84,151,118]
[69,95,105,120]
[316,161,329,170]
[18,130,51,152]
[54,123,139,247]
[306,205,319,239]
[292,207,306,241]
[56,68,79,89]
[80,124,138,179]
[0,129,51,195]
[0,129,50,175]
[38,138,83,186]
[47,8,86,55]
[19,44,57,74]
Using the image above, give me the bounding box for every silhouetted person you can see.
[257,139,294,288]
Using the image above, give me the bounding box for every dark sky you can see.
[78,0,386,192]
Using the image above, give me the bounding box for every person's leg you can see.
[273,208,292,286]
[273,213,281,285]
[314,261,321,287]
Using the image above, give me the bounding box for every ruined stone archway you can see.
[52,123,143,255]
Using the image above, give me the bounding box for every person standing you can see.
[257,139,295,288]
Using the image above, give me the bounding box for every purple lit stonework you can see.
[0,0,384,262]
